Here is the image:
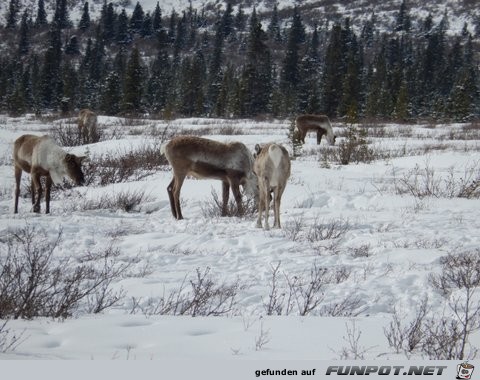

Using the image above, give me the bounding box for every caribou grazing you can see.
[254,143,291,230]
[78,109,98,144]
[161,135,258,220]
[295,114,336,145]
[13,134,86,214]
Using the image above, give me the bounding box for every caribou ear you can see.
[65,153,73,162]
[254,144,262,155]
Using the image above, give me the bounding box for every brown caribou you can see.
[161,135,258,220]
[13,134,86,214]
[295,114,336,145]
[78,109,98,144]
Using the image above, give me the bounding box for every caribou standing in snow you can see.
[78,109,98,144]
[161,135,258,220]
[13,134,86,214]
[253,143,291,230]
[295,114,336,145]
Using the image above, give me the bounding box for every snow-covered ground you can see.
[0,115,479,360]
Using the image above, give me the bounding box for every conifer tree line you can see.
[1,0,479,121]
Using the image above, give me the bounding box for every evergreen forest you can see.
[1,0,479,122]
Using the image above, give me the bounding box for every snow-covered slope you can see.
[1,0,478,35]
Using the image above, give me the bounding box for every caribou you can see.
[78,109,98,144]
[295,114,336,145]
[161,135,258,220]
[254,143,291,230]
[13,134,86,214]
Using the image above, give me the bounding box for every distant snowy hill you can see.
[1,0,479,35]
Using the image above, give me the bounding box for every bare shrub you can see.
[393,163,442,198]
[50,120,112,146]
[319,146,335,168]
[0,225,129,319]
[81,189,151,212]
[200,188,257,218]
[337,126,375,165]
[420,316,473,360]
[350,244,371,258]
[282,216,305,242]
[384,297,429,355]
[338,320,376,359]
[284,263,330,316]
[447,123,480,140]
[255,321,270,351]
[84,141,168,186]
[394,162,480,199]
[428,250,480,359]
[363,123,387,138]
[50,122,86,146]
[384,251,480,359]
[262,261,358,316]
[77,243,129,314]
[219,125,242,135]
[131,267,243,317]
[263,262,286,316]
[0,321,25,353]
[306,217,351,242]
[320,294,363,317]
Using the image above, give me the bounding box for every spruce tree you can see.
[101,71,122,115]
[61,60,78,113]
[30,54,42,114]
[18,10,30,55]
[167,10,177,44]
[206,22,224,114]
[448,36,479,121]
[41,24,63,109]
[21,63,34,111]
[395,0,411,33]
[234,5,246,31]
[79,2,91,31]
[214,64,234,117]
[280,6,306,112]
[240,8,272,116]
[173,12,187,57]
[297,26,321,113]
[267,3,282,42]
[35,0,48,28]
[129,2,145,35]
[6,0,20,29]
[179,51,206,116]
[152,2,162,33]
[321,24,346,116]
[141,12,153,38]
[146,31,172,114]
[101,2,116,42]
[89,30,105,83]
[116,9,131,45]
[361,12,376,47]
[53,0,71,29]
[122,47,144,113]
[221,2,234,38]
[422,14,433,36]
[365,48,392,118]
